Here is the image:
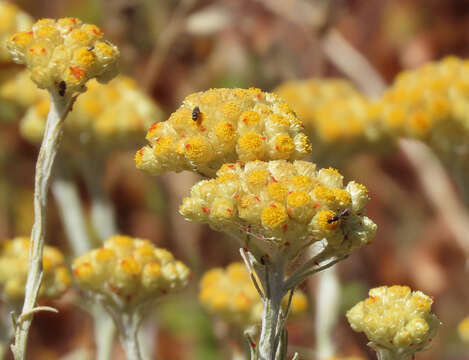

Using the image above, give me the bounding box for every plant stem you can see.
[52,165,92,255]
[111,311,143,360]
[315,266,340,360]
[11,92,72,360]
[257,258,286,360]
[80,156,118,240]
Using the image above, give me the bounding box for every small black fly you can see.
[58,81,66,97]
[87,45,95,51]
[327,208,351,224]
[192,106,201,121]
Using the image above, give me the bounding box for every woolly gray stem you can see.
[52,166,116,360]
[369,343,411,360]
[11,92,72,360]
[315,266,340,360]
[257,258,286,360]
[110,310,143,360]
[52,167,92,255]
[80,157,118,241]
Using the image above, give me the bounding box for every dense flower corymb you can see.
[0,237,71,302]
[0,1,33,62]
[72,235,190,310]
[199,262,307,327]
[275,78,385,166]
[19,75,162,150]
[180,160,376,261]
[136,88,312,177]
[7,17,119,95]
[347,286,440,359]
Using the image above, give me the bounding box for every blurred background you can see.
[1,0,469,359]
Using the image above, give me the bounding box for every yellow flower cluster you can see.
[136,88,312,177]
[0,1,33,62]
[458,316,469,343]
[346,286,440,357]
[7,17,119,95]
[0,237,71,302]
[180,160,376,261]
[20,75,162,150]
[0,69,45,109]
[275,78,384,165]
[378,57,469,152]
[199,262,307,327]
[72,235,190,309]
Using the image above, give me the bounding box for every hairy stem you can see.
[52,166,92,255]
[80,156,118,241]
[314,266,340,360]
[11,92,72,360]
[257,258,286,360]
[111,311,143,360]
[52,165,116,360]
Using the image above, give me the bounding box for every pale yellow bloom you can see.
[199,262,307,327]
[180,160,376,262]
[275,78,386,166]
[0,2,33,62]
[20,75,162,150]
[136,88,312,177]
[72,235,190,309]
[347,285,440,358]
[0,237,71,302]
[7,17,119,95]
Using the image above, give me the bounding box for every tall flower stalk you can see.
[6,17,119,359]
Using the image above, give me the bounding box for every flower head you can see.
[72,235,190,311]
[377,57,469,155]
[0,237,71,302]
[7,17,119,95]
[275,78,386,166]
[180,160,376,262]
[20,75,162,151]
[0,2,33,63]
[136,88,312,177]
[346,285,440,359]
[199,262,307,327]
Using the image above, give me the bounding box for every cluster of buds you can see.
[72,235,190,311]
[346,285,440,359]
[7,17,119,96]
[136,88,312,177]
[0,1,33,63]
[180,160,376,263]
[0,237,70,302]
[199,262,307,327]
[275,78,386,166]
[20,75,162,150]
[377,57,469,154]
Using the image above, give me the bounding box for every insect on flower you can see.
[192,106,201,121]
[327,208,350,224]
[58,81,66,96]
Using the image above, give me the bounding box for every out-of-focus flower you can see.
[458,316,469,343]
[136,88,312,177]
[7,17,119,96]
[0,69,45,109]
[275,78,387,166]
[180,160,376,263]
[347,285,440,360]
[0,1,33,63]
[0,237,71,302]
[72,235,190,310]
[378,56,469,156]
[199,262,307,327]
[20,75,162,151]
